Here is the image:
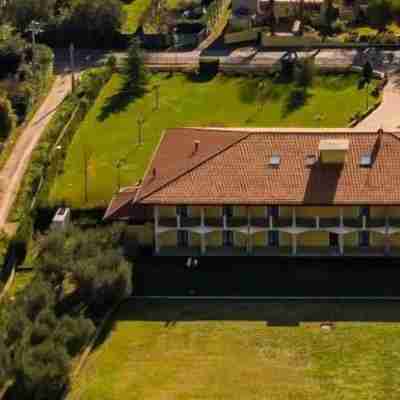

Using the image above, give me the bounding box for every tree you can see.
[5,0,56,31]
[19,339,70,399]
[362,61,373,109]
[69,0,126,47]
[367,0,392,31]
[55,315,95,356]
[123,38,148,94]
[0,95,16,139]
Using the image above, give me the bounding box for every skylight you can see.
[269,154,281,167]
[360,153,372,167]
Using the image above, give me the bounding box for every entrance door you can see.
[329,233,339,248]
[178,231,189,248]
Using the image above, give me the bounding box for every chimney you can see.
[152,168,157,179]
[193,140,200,154]
[319,139,349,164]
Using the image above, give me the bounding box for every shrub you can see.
[55,315,95,356]
[0,95,16,139]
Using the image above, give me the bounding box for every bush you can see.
[0,95,16,139]
[55,315,95,356]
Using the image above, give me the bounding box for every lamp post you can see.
[153,84,160,110]
[137,116,145,145]
[26,20,43,74]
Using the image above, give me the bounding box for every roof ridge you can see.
[136,131,252,203]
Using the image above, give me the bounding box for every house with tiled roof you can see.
[105,127,400,256]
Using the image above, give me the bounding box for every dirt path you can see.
[0,75,72,230]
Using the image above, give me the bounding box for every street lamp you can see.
[137,116,145,145]
[26,20,44,74]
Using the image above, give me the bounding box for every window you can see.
[360,153,372,167]
[269,154,281,167]
[267,206,279,218]
[329,233,339,248]
[359,206,370,218]
[178,231,189,247]
[359,231,370,248]
[176,205,188,218]
[223,231,234,247]
[223,206,234,218]
[268,231,279,247]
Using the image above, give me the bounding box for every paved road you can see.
[0,75,72,230]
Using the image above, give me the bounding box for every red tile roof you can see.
[105,128,400,219]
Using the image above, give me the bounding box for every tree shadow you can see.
[282,88,312,118]
[97,83,147,122]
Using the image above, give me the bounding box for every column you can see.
[201,207,206,255]
[154,206,160,254]
[247,206,251,254]
[292,234,297,256]
[339,234,344,256]
[385,214,390,255]
[292,207,296,228]
[340,207,344,228]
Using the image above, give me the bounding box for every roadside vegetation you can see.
[0,224,132,399]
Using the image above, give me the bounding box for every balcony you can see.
[180,217,201,228]
[319,218,340,228]
[389,218,400,228]
[158,217,177,227]
[204,217,223,227]
[274,217,293,228]
[226,217,248,228]
[251,218,270,228]
[296,217,316,228]
[343,218,363,228]
[366,218,386,228]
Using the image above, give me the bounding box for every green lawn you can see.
[121,0,152,34]
[49,72,375,208]
[68,300,400,400]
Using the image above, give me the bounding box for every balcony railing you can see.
[366,218,386,228]
[296,217,316,228]
[274,217,292,228]
[226,217,248,228]
[158,217,177,227]
[204,217,223,227]
[251,218,270,228]
[343,218,363,228]
[389,218,400,228]
[180,217,201,227]
[319,218,340,228]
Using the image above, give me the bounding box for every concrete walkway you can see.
[356,72,400,130]
[0,75,72,230]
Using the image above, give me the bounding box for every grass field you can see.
[121,0,152,33]
[49,72,375,208]
[68,300,400,400]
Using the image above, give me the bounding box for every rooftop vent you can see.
[360,153,372,167]
[319,139,349,164]
[305,154,317,167]
[193,140,200,154]
[269,154,281,167]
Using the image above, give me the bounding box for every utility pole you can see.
[69,43,76,92]
[26,20,43,74]
[115,159,125,191]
